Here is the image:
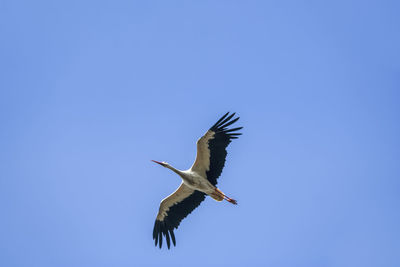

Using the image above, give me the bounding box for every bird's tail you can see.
[211,188,238,205]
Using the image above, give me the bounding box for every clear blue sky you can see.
[1,1,399,266]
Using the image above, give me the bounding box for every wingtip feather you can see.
[212,112,230,128]
[218,113,235,127]
[170,229,176,246]
[165,227,171,249]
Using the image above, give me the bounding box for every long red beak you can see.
[151,160,163,166]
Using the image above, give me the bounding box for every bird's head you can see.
[151,160,169,168]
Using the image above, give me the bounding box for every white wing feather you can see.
[157,182,195,221]
[190,130,215,175]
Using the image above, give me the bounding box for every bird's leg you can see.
[223,195,238,205]
[214,188,237,205]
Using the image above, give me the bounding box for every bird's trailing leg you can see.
[213,188,238,205]
[224,195,238,205]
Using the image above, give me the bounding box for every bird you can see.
[151,112,242,249]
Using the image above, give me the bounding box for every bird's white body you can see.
[172,168,215,195]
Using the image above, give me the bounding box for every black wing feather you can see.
[213,111,230,126]
[153,191,206,249]
[206,112,242,186]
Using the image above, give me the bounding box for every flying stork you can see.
[152,112,242,249]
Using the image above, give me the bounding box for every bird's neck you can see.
[166,164,183,176]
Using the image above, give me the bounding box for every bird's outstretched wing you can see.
[191,112,242,185]
[153,182,205,249]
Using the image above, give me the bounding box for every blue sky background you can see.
[1,1,399,266]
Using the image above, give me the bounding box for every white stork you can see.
[152,112,242,249]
